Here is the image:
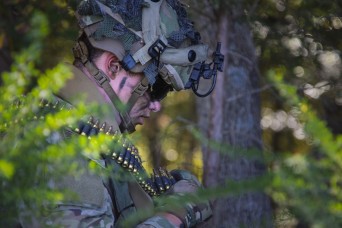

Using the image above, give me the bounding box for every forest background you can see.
[0,0,341,227]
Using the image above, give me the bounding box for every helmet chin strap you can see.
[125,77,150,114]
[73,40,136,133]
[119,76,150,131]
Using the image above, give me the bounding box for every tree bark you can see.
[197,4,273,227]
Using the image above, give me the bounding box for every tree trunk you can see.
[197,5,273,228]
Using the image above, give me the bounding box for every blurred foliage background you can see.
[0,0,341,227]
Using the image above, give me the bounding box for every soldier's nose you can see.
[149,101,161,112]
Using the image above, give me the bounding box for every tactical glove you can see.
[166,170,212,228]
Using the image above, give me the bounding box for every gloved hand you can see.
[165,170,212,228]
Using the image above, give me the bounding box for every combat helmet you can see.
[73,0,224,133]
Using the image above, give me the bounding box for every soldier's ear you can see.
[108,61,121,79]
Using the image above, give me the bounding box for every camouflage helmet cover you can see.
[76,0,211,92]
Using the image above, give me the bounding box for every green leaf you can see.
[0,160,15,179]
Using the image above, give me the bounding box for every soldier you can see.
[21,0,224,227]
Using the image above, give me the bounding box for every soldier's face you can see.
[111,69,161,126]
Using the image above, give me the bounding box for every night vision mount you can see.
[185,42,224,97]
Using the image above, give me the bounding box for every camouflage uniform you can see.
[20,64,176,228]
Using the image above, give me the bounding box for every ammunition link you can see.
[75,115,176,197]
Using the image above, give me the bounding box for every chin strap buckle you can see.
[133,82,149,97]
[93,71,109,87]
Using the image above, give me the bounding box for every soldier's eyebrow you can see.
[119,77,127,91]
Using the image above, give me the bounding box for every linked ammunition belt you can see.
[0,97,73,131]
[75,116,176,197]
[5,97,176,196]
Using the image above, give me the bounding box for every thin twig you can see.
[225,84,273,103]
[226,49,254,66]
